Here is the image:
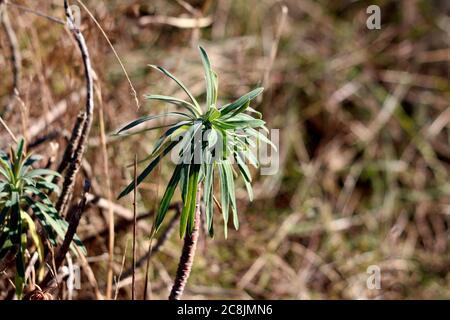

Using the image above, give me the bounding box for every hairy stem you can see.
[168,189,201,300]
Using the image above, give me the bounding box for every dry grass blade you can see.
[139,15,213,29]
[96,83,116,300]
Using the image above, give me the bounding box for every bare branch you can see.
[56,0,95,217]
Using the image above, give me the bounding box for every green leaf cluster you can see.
[0,139,86,298]
[117,47,275,239]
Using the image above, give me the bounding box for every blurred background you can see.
[0,0,449,299]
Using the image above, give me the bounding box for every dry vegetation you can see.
[0,0,449,299]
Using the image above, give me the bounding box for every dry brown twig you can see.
[56,0,94,218]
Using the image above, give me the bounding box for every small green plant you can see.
[117,47,274,239]
[0,139,86,298]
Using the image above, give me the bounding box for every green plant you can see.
[0,139,86,298]
[116,46,275,299]
[117,46,274,239]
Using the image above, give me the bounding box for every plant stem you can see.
[168,188,201,300]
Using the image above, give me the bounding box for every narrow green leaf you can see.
[23,169,61,179]
[220,87,264,117]
[144,94,200,117]
[15,138,25,165]
[115,112,192,135]
[204,160,214,235]
[34,201,87,256]
[177,122,203,164]
[118,140,179,199]
[218,164,229,238]
[247,128,278,151]
[26,198,57,246]
[187,165,200,235]
[179,164,200,238]
[23,154,43,169]
[223,161,238,230]
[0,157,14,181]
[21,210,44,264]
[149,64,201,112]
[236,153,252,182]
[224,118,266,129]
[155,164,183,231]
[199,46,217,108]
[180,164,189,203]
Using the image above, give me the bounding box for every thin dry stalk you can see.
[78,253,103,299]
[14,91,29,142]
[131,155,138,300]
[114,239,129,300]
[142,231,155,300]
[96,84,115,300]
[6,1,65,25]
[0,115,18,143]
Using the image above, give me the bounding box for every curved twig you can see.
[56,0,94,217]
